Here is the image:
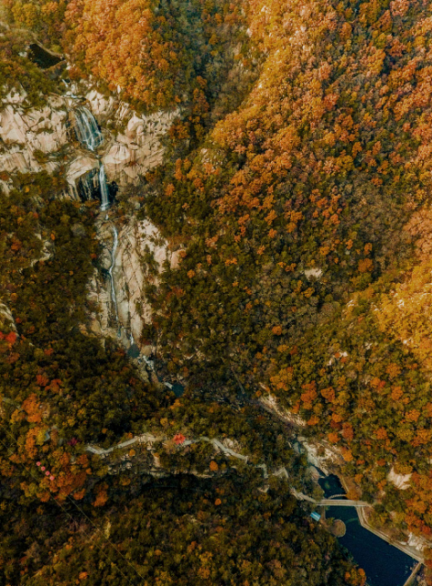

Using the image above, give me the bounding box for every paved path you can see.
[290,488,370,507]
[1,397,424,560]
[86,434,249,462]
[0,396,373,510]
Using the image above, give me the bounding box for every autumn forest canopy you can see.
[0,0,431,584]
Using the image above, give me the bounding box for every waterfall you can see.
[108,226,120,331]
[72,105,111,211]
[80,172,94,201]
[99,164,110,211]
[74,107,103,151]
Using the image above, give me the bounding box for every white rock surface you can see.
[88,217,178,349]
[0,150,39,174]
[1,85,178,191]
[87,271,111,339]
[102,108,178,185]
[305,267,323,279]
[1,82,181,354]
[3,88,28,105]
[405,532,429,553]
[0,101,68,175]
[0,105,27,143]
[0,302,17,332]
[85,89,115,119]
[66,155,99,196]
[387,467,412,490]
[260,393,307,427]
[113,218,171,341]
[0,103,68,150]
[300,440,342,475]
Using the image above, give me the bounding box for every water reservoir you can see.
[319,475,418,586]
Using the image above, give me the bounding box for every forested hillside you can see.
[0,0,431,583]
[0,173,362,584]
[143,0,432,543]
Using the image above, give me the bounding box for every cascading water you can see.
[73,105,111,211]
[99,164,110,211]
[79,171,95,201]
[108,226,120,335]
[74,107,103,151]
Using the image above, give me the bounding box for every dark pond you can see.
[127,344,140,359]
[172,383,184,397]
[319,475,417,586]
[29,44,63,69]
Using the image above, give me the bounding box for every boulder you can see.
[86,89,115,119]
[387,467,412,490]
[71,223,87,239]
[0,106,27,143]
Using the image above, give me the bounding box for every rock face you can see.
[1,78,180,355]
[66,155,99,196]
[87,216,175,350]
[0,100,68,176]
[0,302,18,333]
[100,107,178,186]
[114,218,172,339]
[1,83,178,195]
[387,467,412,490]
[85,89,115,119]
[405,532,429,554]
[300,439,343,475]
[259,393,307,427]
[83,89,179,186]
[304,267,323,279]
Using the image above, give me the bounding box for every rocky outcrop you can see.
[0,100,68,175]
[304,267,323,279]
[66,155,99,197]
[259,393,307,427]
[0,302,18,332]
[387,467,412,490]
[405,532,429,555]
[114,218,171,337]
[83,89,179,186]
[85,89,115,120]
[1,83,178,194]
[101,107,178,186]
[1,78,181,357]
[87,216,176,350]
[299,439,344,475]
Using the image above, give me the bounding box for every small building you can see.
[310,511,321,522]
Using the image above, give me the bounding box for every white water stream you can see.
[108,225,120,332]
[99,164,110,211]
[74,106,103,151]
[73,105,111,211]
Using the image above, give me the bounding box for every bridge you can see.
[290,488,370,507]
[316,499,370,507]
